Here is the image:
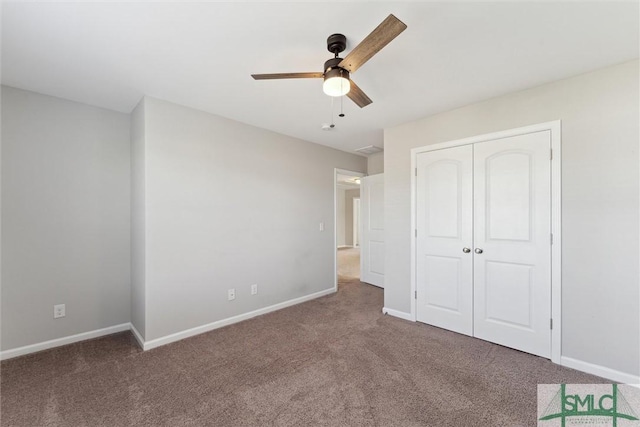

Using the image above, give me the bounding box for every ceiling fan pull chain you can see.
[339,73,345,118]
[330,97,336,128]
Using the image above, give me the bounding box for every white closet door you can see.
[473,131,551,358]
[416,146,473,335]
[361,174,385,287]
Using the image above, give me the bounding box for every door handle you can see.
[462,247,471,253]
[474,248,483,254]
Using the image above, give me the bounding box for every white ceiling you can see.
[2,1,638,154]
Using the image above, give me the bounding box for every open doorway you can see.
[334,169,364,286]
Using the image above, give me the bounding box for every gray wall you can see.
[1,86,131,350]
[384,60,639,376]
[367,152,384,175]
[139,97,367,341]
[344,189,360,246]
[130,99,146,338]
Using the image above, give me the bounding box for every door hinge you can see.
[550,148,553,160]
[415,290,417,299]
[550,318,553,330]
[415,168,417,176]
[415,229,417,238]
[550,233,554,245]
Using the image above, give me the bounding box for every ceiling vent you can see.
[355,145,383,155]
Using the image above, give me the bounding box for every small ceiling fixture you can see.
[252,14,407,108]
[355,145,383,155]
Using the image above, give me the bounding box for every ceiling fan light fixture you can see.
[323,68,350,97]
[252,15,407,108]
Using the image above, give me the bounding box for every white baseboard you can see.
[0,323,131,361]
[561,356,640,385]
[141,288,337,351]
[0,289,338,358]
[130,323,145,350]
[382,307,414,322]
[9,301,636,387]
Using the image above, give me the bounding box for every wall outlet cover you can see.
[54,304,66,319]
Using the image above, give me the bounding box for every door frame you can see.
[334,168,365,291]
[410,120,562,364]
[353,198,360,247]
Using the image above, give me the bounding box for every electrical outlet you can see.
[251,284,258,295]
[54,304,66,319]
[228,288,235,301]
[319,222,325,232]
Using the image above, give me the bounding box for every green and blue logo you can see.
[539,384,639,426]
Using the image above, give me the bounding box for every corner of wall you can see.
[130,97,146,340]
[367,152,384,175]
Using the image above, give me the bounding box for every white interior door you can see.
[473,131,551,358]
[416,146,474,335]
[361,174,384,287]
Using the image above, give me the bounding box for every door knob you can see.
[462,247,471,253]
[474,248,483,254]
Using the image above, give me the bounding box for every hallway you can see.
[337,247,360,281]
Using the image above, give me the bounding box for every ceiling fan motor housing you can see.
[327,33,347,55]
[323,57,349,81]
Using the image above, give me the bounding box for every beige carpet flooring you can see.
[337,246,360,281]
[1,272,606,426]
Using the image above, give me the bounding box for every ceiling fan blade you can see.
[251,72,323,80]
[339,14,407,73]
[347,80,372,108]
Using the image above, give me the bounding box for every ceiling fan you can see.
[251,14,407,108]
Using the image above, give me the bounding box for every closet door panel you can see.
[473,131,552,358]
[416,146,473,335]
